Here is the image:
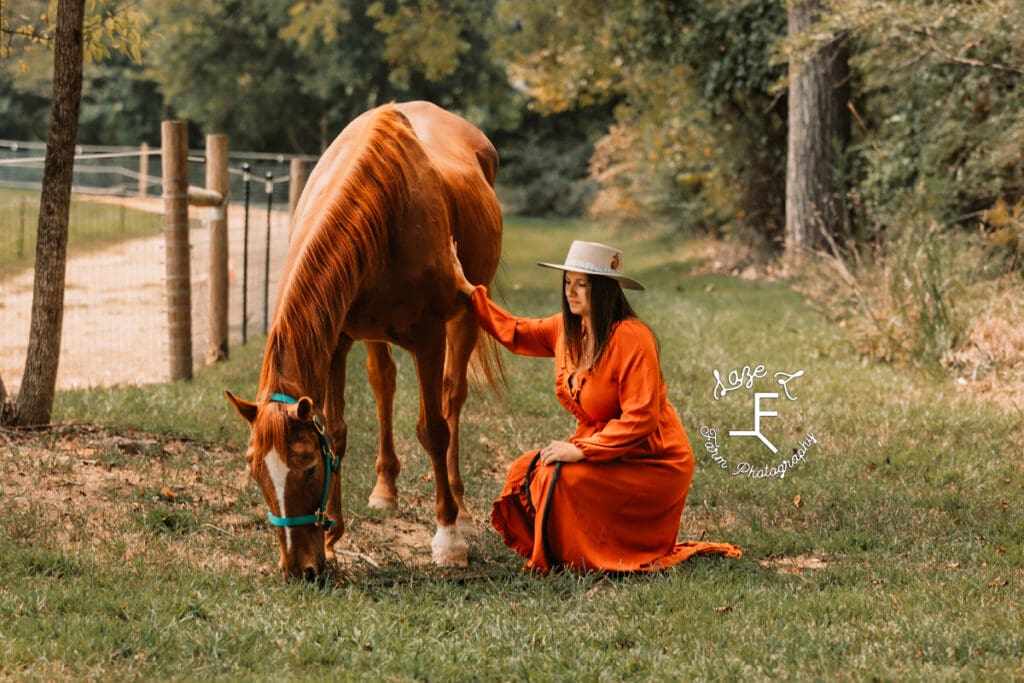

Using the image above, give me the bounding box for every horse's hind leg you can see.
[412,328,467,567]
[443,309,478,536]
[324,335,355,560]
[366,341,400,512]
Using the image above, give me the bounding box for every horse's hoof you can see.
[367,495,398,512]
[431,524,468,567]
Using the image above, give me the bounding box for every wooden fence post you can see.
[205,134,229,363]
[289,157,306,218]
[161,121,193,381]
[139,141,149,197]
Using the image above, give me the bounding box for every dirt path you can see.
[0,196,291,391]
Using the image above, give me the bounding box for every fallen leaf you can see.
[160,485,177,501]
[793,494,802,509]
[945,562,961,570]
[715,605,733,614]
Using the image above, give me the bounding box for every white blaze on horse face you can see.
[264,448,292,552]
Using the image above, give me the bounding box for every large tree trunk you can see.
[785,0,850,261]
[8,0,86,427]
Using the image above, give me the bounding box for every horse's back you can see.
[393,101,499,187]
[392,101,503,283]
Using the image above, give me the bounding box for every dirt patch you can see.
[759,554,829,575]
[0,424,439,576]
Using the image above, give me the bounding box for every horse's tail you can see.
[469,330,507,399]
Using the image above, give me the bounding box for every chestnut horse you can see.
[225,101,503,580]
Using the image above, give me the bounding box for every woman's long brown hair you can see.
[562,273,638,369]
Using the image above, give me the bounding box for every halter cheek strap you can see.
[264,393,339,529]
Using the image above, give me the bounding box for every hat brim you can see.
[537,261,645,290]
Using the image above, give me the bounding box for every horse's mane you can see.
[250,406,287,476]
[258,106,418,400]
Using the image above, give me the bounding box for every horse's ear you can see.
[225,390,258,424]
[295,396,314,422]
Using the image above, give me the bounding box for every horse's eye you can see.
[303,463,317,482]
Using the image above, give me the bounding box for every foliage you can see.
[75,54,164,145]
[782,0,1024,373]
[143,0,522,153]
[815,0,1024,238]
[492,106,610,217]
[0,0,148,66]
[141,0,316,151]
[498,0,788,237]
[1,0,155,143]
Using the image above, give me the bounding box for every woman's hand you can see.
[449,236,476,296]
[540,440,584,465]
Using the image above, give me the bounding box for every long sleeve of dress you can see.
[571,321,664,462]
[469,285,559,358]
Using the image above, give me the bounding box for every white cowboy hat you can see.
[537,240,645,291]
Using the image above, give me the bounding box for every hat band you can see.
[564,258,622,277]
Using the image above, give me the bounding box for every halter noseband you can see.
[264,393,339,529]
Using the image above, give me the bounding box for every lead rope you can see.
[522,452,563,570]
[539,462,563,570]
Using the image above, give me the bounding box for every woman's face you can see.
[564,271,591,319]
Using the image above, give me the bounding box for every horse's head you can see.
[225,390,340,581]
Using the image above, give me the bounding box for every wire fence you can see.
[0,139,315,391]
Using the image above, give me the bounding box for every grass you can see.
[2,216,1022,680]
[0,188,164,277]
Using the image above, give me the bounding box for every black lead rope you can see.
[539,461,563,570]
[524,452,563,569]
[520,454,561,573]
[523,452,541,515]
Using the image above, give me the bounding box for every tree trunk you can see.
[0,372,11,424]
[8,0,86,427]
[785,0,850,261]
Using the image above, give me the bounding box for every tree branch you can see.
[909,27,1024,76]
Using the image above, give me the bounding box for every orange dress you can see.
[470,286,741,573]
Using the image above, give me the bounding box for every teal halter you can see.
[264,393,339,529]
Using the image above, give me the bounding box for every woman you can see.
[452,239,741,573]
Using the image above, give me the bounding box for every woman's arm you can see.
[451,237,559,357]
[450,237,478,297]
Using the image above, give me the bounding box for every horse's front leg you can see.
[443,309,479,536]
[322,335,354,561]
[412,328,467,567]
[366,341,400,512]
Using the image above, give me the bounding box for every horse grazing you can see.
[225,101,503,580]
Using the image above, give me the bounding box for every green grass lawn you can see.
[2,217,1022,680]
